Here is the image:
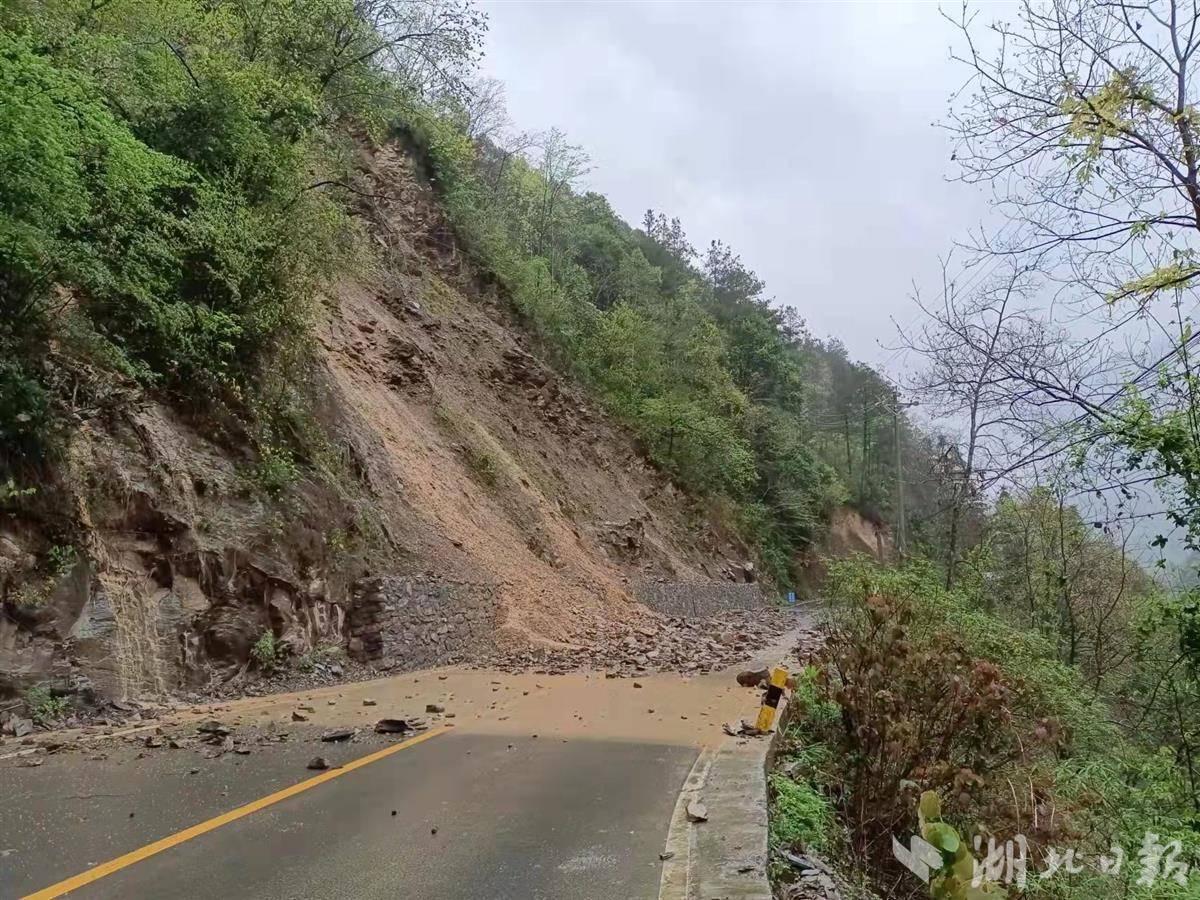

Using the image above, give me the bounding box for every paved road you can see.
[88,734,690,899]
[0,622,806,899]
[0,681,719,900]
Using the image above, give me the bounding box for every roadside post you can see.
[754,666,789,732]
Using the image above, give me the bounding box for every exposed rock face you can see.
[824,507,891,560]
[0,397,362,702]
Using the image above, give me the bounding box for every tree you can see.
[899,260,1069,584]
[947,1,1200,558]
[987,486,1145,682]
[946,3,1200,817]
[530,128,589,258]
[313,0,487,101]
[947,0,1200,298]
[449,76,509,140]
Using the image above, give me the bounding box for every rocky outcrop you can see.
[824,507,891,560]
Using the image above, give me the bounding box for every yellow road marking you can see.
[22,726,449,900]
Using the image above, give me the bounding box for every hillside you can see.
[0,0,933,712]
[0,135,787,701]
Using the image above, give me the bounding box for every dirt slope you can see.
[0,139,756,703]
[317,141,753,647]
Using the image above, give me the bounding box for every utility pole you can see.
[891,388,917,557]
[892,390,906,555]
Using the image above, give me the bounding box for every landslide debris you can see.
[478,609,821,676]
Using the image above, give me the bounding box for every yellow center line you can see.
[22,726,449,900]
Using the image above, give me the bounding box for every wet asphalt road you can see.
[1,729,694,899]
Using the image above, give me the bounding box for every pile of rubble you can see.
[1,695,174,742]
[479,608,823,676]
[228,657,378,699]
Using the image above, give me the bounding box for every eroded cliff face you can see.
[0,139,760,703]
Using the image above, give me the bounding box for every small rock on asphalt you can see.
[374,718,410,734]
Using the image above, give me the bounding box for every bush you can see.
[808,557,1200,898]
[0,17,355,470]
[465,446,499,487]
[295,643,347,672]
[46,544,78,578]
[0,359,51,468]
[250,445,300,498]
[24,685,69,725]
[824,590,1054,872]
[250,631,280,672]
[11,579,52,610]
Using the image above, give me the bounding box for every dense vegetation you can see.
[1,0,939,587]
[772,538,1198,898]
[403,98,958,582]
[0,0,480,481]
[768,1,1200,896]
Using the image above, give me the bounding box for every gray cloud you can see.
[478,0,994,370]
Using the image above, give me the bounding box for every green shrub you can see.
[250,630,280,672]
[0,478,35,504]
[24,685,69,725]
[11,579,51,609]
[295,643,347,672]
[46,544,78,578]
[250,445,300,497]
[0,17,355,468]
[0,359,52,467]
[815,556,1200,898]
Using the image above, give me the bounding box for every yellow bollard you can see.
[754,666,789,732]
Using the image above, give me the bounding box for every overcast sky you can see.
[478,0,996,374]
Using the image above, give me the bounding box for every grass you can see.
[769,772,834,852]
[432,400,521,492]
[464,446,499,486]
[11,579,52,609]
[766,670,842,882]
[421,275,464,316]
[295,643,347,672]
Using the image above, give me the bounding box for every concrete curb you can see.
[659,697,794,900]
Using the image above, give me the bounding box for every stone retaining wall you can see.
[633,580,764,618]
[348,575,498,668]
